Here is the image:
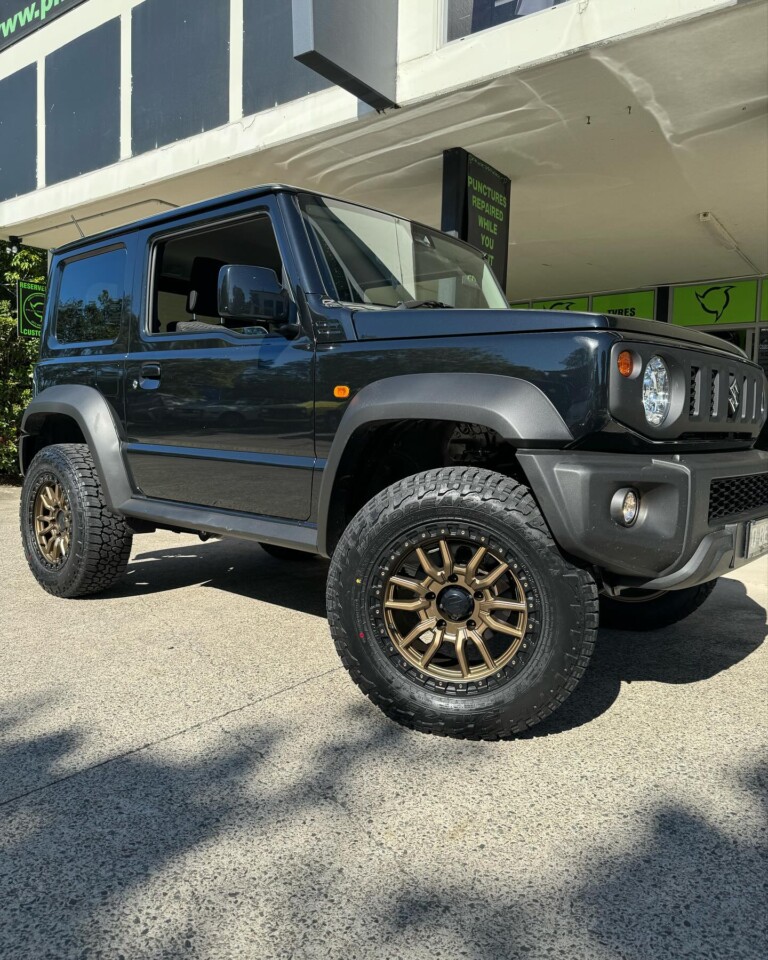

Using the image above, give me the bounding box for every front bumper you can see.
[518,448,768,591]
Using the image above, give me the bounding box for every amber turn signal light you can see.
[333,385,351,399]
[617,350,635,377]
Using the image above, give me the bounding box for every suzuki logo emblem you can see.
[728,375,741,417]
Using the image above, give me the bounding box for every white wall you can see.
[0,0,749,244]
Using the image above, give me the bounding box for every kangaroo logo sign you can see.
[672,279,758,327]
[532,297,589,312]
[0,0,85,53]
[694,285,735,323]
[17,280,45,338]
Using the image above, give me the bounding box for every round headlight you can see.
[642,356,670,426]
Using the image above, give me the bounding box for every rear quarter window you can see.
[55,247,127,344]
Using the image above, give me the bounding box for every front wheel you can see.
[599,581,717,631]
[327,467,598,739]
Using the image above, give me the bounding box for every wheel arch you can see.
[316,374,572,556]
[20,385,133,511]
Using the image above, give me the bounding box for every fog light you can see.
[611,488,640,526]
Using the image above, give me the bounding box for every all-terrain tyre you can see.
[326,467,598,739]
[20,443,133,598]
[258,542,320,563]
[599,581,717,631]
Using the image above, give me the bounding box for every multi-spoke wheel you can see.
[383,538,529,683]
[21,444,133,598]
[33,481,72,565]
[327,466,599,739]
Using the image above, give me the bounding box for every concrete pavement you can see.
[0,484,766,959]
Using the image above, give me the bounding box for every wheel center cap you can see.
[437,586,474,622]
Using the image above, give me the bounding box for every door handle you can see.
[140,363,161,380]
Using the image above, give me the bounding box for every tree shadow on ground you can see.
[377,765,767,960]
[1,697,764,960]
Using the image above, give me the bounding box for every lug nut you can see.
[425,592,436,600]
[436,619,446,628]
[448,574,459,583]
[474,591,483,600]
[467,619,476,629]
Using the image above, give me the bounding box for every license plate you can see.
[747,517,768,559]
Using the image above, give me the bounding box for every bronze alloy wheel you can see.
[379,535,532,684]
[328,467,599,738]
[33,480,72,566]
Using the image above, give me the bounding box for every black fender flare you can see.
[20,385,133,511]
[316,373,572,555]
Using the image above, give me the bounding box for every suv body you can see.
[18,185,768,738]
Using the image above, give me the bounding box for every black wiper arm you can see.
[398,299,453,309]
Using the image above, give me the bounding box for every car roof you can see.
[54,184,307,255]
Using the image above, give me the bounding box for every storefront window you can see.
[447,0,571,42]
[758,328,768,378]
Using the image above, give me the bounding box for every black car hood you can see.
[351,308,747,359]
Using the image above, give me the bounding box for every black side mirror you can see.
[218,265,290,325]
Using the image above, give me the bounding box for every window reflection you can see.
[56,249,126,344]
[447,0,570,42]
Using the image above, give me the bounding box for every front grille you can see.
[710,371,719,418]
[689,367,699,416]
[686,356,764,433]
[709,473,768,523]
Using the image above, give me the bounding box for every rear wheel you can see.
[599,581,717,631]
[327,467,598,739]
[20,444,133,598]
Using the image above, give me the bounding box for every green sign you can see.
[592,290,655,320]
[1,0,86,54]
[531,297,590,312]
[442,148,511,288]
[465,153,511,289]
[671,279,758,326]
[17,280,45,338]
[760,281,768,323]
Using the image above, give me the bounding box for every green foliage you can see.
[0,245,46,480]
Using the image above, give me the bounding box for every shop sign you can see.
[671,279,758,326]
[592,290,655,320]
[531,297,590,312]
[17,280,45,338]
[761,281,768,323]
[0,0,85,53]
[442,148,511,288]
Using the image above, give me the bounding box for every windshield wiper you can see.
[398,299,453,310]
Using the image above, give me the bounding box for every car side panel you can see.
[122,201,315,520]
[312,331,611,462]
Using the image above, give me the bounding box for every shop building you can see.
[1,0,767,369]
